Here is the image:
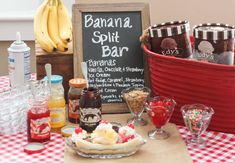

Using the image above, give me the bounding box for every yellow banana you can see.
[57,40,68,52]
[48,0,68,52]
[57,0,72,43]
[34,0,56,52]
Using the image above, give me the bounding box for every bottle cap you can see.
[69,78,87,88]
[193,23,235,40]
[8,32,30,52]
[24,143,46,154]
[16,32,22,44]
[61,125,76,137]
[44,75,63,83]
[149,20,190,38]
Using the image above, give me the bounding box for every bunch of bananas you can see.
[34,0,72,52]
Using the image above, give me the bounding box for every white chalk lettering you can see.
[84,14,133,28]
[84,15,93,28]
[102,45,128,57]
[124,17,132,28]
[87,59,116,67]
[92,31,119,45]
[104,88,117,93]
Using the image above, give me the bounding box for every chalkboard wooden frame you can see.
[73,3,150,113]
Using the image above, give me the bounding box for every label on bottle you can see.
[68,99,80,119]
[80,107,101,126]
[50,107,66,128]
[30,117,50,140]
[8,51,30,87]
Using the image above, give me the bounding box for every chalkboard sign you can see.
[73,3,150,113]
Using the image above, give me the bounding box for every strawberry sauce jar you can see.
[27,98,50,143]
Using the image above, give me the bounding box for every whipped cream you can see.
[119,126,136,137]
[91,123,118,145]
[71,130,87,143]
[95,123,113,131]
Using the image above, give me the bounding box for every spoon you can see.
[81,62,89,88]
[45,63,52,93]
[30,81,36,100]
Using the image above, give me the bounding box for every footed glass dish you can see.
[121,87,151,126]
[65,136,146,159]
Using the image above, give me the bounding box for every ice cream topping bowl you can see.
[145,96,176,140]
[121,87,151,126]
[181,104,214,148]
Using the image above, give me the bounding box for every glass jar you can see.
[44,75,66,129]
[79,87,102,133]
[68,78,87,124]
[27,97,50,143]
[193,23,235,65]
[148,20,192,58]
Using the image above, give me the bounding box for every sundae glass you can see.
[145,96,176,139]
[181,104,214,148]
[121,87,150,126]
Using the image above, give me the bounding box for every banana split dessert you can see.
[69,120,145,155]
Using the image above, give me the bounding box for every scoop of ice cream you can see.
[161,38,178,49]
[71,128,87,143]
[119,126,136,137]
[91,123,119,145]
[198,41,214,54]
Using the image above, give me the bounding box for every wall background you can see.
[1,0,235,75]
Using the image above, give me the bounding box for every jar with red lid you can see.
[79,87,102,133]
[27,97,50,143]
[68,78,87,124]
[193,23,235,65]
[148,20,192,58]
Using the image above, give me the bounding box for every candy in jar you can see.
[44,75,66,129]
[27,97,50,143]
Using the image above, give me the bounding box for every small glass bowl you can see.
[181,104,214,148]
[121,87,151,126]
[145,96,176,139]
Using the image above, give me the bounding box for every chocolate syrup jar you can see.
[68,78,87,124]
[79,87,102,133]
[148,20,192,58]
[193,23,235,65]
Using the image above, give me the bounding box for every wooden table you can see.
[64,113,192,163]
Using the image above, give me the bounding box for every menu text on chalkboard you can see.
[82,12,144,103]
[73,3,150,106]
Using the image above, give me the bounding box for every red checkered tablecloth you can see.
[0,75,10,92]
[0,75,64,163]
[178,126,235,162]
[0,133,64,163]
[0,75,235,162]
[0,73,36,92]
